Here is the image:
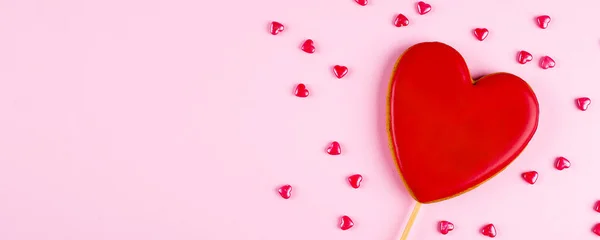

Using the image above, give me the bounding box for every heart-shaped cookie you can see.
[387,42,539,203]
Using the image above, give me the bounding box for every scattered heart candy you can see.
[555,157,571,170]
[416,1,431,15]
[539,56,555,69]
[333,65,349,79]
[536,15,551,29]
[593,223,600,236]
[348,174,363,188]
[594,200,600,213]
[394,14,409,27]
[294,83,309,98]
[576,97,591,111]
[327,141,342,155]
[522,171,538,184]
[269,21,285,35]
[439,220,454,235]
[278,185,292,199]
[481,224,497,238]
[354,0,368,6]
[517,51,533,64]
[473,28,489,41]
[301,39,315,54]
[339,216,354,230]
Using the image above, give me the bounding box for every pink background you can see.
[1,0,599,239]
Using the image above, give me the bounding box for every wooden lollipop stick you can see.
[399,202,421,240]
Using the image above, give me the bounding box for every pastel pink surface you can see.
[0,0,600,240]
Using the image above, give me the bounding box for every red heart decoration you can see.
[438,220,454,235]
[576,97,591,111]
[593,223,600,236]
[301,39,315,54]
[277,185,292,199]
[326,141,342,155]
[416,1,431,15]
[473,28,489,41]
[521,171,538,184]
[333,65,348,79]
[387,42,539,203]
[536,15,551,29]
[348,174,363,188]
[354,0,368,6]
[269,21,284,35]
[517,50,533,64]
[294,83,309,98]
[539,56,555,69]
[481,224,497,237]
[555,156,571,170]
[393,14,409,27]
[339,216,354,230]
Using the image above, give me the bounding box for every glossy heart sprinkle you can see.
[301,39,315,54]
[269,21,284,35]
[348,174,363,188]
[394,14,409,27]
[522,171,538,184]
[539,56,555,69]
[594,200,600,213]
[536,15,551,29]
[354,0,368,6]
[416,1,431,15]
[473,28,489,41]
[593,223,600,236]
[576,97,591,111]
[294,84,309,98]
[278,185,292,199]
[439,221,454,235]
[517,51,533,64]
[555,157,571,170]
[327,141,342,155]
[333,65,348,79]
[339,216,354,230]
[481,224,497,238]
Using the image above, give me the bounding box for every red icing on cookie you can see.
[517,51,533,64]
[333,65,348,79]
[301,39,315,54]
[327,141,342,155]
[576,97,591,111]
[536,15,551,29]
[394,14,409,27]
[278,185,292,199]
[522,171,538,184]
[473,28,489,41]
[439,220,454,235]
[294,84,309,98]
[348,174,363,188]
[388,42,539,203]
[481,224,497,237]
[339,216,354,230]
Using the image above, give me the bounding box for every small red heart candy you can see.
[300,39,315,54]
[522,171,538,184]
[593,223,600,236]
[416,1,431,15]
[439,220,454,235]
[278,185,292,199]
[394,14,409,27]
[539,56,555,69]
[473,28,489,41]
[333,65,348,79]
[594,200,600,213]
[354,0,368,6]
[576,97,591,111]
[536,15,551,29]
[294,83,309,98]
[327,141,342,155]
[269,21,284,35]
[348,174,363,188]
[339,216,354,230]
[555,157,571,170]
[481,224,497,238]
[517,51,533,64]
